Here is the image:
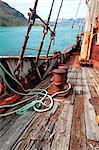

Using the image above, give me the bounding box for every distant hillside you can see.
[50,18,85,27]
[0,0,27,26]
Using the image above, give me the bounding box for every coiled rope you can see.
[0,62,71,117]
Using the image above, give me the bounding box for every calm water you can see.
[0,25,78,56]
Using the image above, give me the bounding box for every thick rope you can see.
[0,63,71,117]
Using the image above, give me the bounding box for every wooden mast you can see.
[80,0,97,61]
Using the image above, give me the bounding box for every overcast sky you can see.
[3,0,87,20]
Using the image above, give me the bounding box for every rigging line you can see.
[29,0,39,23]
[72,0,82,28]
[35,0,55,63]
[54,0,64,32]
[46,0,64,58]
[34,0,39,9]
[47,0,55,24]
[15,0,39,73]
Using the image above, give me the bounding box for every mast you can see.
[80,0,97,61]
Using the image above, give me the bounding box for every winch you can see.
[48,66,72,97]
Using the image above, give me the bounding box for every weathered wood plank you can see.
[75,68,83,95]
[1,66,99,150]
[69,95,86,150]
[67,67,77,84]
[12,103,58,150]
[35,75,51,89]
[82,68,99,141]
[0,114,18,138]
[51,102,73,150]
[85,68,98,98]
[0,73,53,150]
[0,75,51,132]
[94,68,99,78]
[87,68,99,95]
[0,111,37,150]
[69,67,86,150]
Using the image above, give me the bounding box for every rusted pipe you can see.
[16,23,33,69]
[36,31,47,63]
[15,0,39,71]
[46,32,55,58]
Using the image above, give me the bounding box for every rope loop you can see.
[0,63,72,117]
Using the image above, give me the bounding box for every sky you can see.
[3,0,88,21]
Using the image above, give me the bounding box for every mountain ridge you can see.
[0,0,27,26]
[0,1,85,27]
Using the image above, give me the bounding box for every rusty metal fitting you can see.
[53,69,66,85]
[58,65,68,71]
[48,84,63,95]
[58,65,69,82]
[50,32,55,40]
[43,25,48,34]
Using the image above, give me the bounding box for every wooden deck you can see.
[0,66,99,150]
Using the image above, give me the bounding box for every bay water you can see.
[0,25,78,56]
